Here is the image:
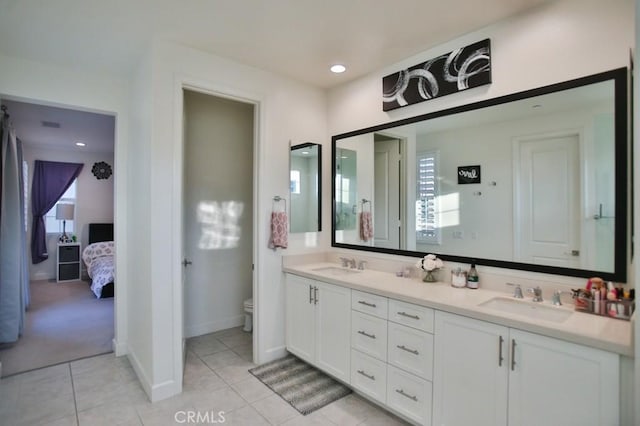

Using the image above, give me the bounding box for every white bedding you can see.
[82,241,115,298]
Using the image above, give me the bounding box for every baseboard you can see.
[185,315,244,338]
[261,345,287,364]
[112,338,128,356]
[127,349,153,401]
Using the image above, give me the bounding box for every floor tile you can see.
[231,375,273,403]
[200,349,244,370]
[78,401,141,425]
[218,331,252,349]
[222,405,270,425]
[232,343,253,362]
[280,410,338,426]
[315,393,379,426]
[215,362,256,384]
[188,386,247,413]
[188,336,228,357]
[251,394,299,425]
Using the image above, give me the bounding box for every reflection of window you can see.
[45,180,76,233]
[290,170,301,194]
[336,174,351,204]
[416,151,440,244]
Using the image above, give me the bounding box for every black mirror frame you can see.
[331,67,628,282]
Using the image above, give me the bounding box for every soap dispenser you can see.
[467,263,479,289]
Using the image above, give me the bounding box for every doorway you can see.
[181,90,255,364]
[373,134,405,249]
[0,98,116,376]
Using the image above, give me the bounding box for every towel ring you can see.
[273,196,287,213]
[361,198,371,213]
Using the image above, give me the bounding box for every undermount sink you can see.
[479,297,573,323]
[312,266,362,276]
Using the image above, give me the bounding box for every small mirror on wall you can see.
[290,142,322,233]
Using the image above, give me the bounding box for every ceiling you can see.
[0,0,552,152]
[2,99,115,153]
[0,0,552,89]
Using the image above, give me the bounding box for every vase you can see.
[423,270,437,282]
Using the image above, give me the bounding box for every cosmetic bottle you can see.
[466,264,479,289]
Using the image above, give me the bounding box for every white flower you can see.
[416,254,443,271]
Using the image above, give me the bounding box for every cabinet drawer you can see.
[59,245,80,262]
[388,299,434,333]
[388,322,434,380]
[352,290,388,319]
[387,365,432,426]
[351,311,388,362]
[351,349,387,404]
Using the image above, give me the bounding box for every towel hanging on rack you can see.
[269,196,288,250]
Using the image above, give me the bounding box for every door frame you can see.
[172,76,264,384]
[512,129,585,266]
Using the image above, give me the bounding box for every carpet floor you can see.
[0,279,114,377]
[249,354,352,415]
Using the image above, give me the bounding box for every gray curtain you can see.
[0,115,29,343]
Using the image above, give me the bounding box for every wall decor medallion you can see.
[92,161,112,180]
[382,39,492,111]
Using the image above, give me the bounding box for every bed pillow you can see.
[82,241,115,268]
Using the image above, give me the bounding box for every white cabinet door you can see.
[316,282,351,382]
[433,311,509,426]
[285,274,316,364]
[508,329,619,426]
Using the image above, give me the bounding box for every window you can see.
[45,180,76,234]
[416,150,440,244]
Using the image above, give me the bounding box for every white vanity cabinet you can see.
[285,274,351,383]
[433,311,620,426]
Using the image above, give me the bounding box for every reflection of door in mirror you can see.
[374,134,404,249]
[335,148,357,233]
[290,143,321,233]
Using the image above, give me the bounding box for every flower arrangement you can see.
[416,254,444,282]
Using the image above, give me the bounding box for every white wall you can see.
[0,52,129,359]
[126,41,328,400]
[23,146,115,281]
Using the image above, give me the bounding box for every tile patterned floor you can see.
[0,327,408,425]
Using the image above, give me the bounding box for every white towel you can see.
[268,211,288,250]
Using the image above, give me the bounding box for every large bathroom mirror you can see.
[332,68,628,281]
[290,142,322,232]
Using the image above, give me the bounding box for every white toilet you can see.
[243,298,253,332]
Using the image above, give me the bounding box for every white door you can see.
[508,329,619,426]
[284,274,316,364]
[315,281,351,382]
[183,90,254,341]
[515,134,580,267]
[433,312,509,426]
[374,137,402,249]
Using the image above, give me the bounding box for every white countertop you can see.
[283,261,634,356]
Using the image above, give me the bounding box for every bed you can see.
[83,223,114,298]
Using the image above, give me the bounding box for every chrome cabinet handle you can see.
[498,336,504,367]
[309,285,313,304]
[358,300,376,308]
[314,286,318,305]
[357,370,375,381]
[396,344,419,355]
[357,330,376,339]
[397,311,420,320]
[395,389,418,402]
[511,339,516,371]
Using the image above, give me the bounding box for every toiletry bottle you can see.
[467,264,479,289]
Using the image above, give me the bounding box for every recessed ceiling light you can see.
[330,64,346,74]
[76,142,86,147]
[301,151,310,155]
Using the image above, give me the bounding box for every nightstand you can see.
[57,242,81,282]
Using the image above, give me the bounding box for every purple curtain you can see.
[31,160,83,264]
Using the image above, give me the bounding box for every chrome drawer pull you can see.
[357,330,376,339]
[397,311,420,320]
[358,300,377,308]
[395,389,418,402]
[357,370,375,381]
[396,344,419,355]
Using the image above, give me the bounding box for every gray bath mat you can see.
[249,354,351,415]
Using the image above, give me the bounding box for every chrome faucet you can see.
[526,286,543,302]
[340,257,356,268]
[506,282,523,299]
[357,260,367,270]
[551,290,564,306]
